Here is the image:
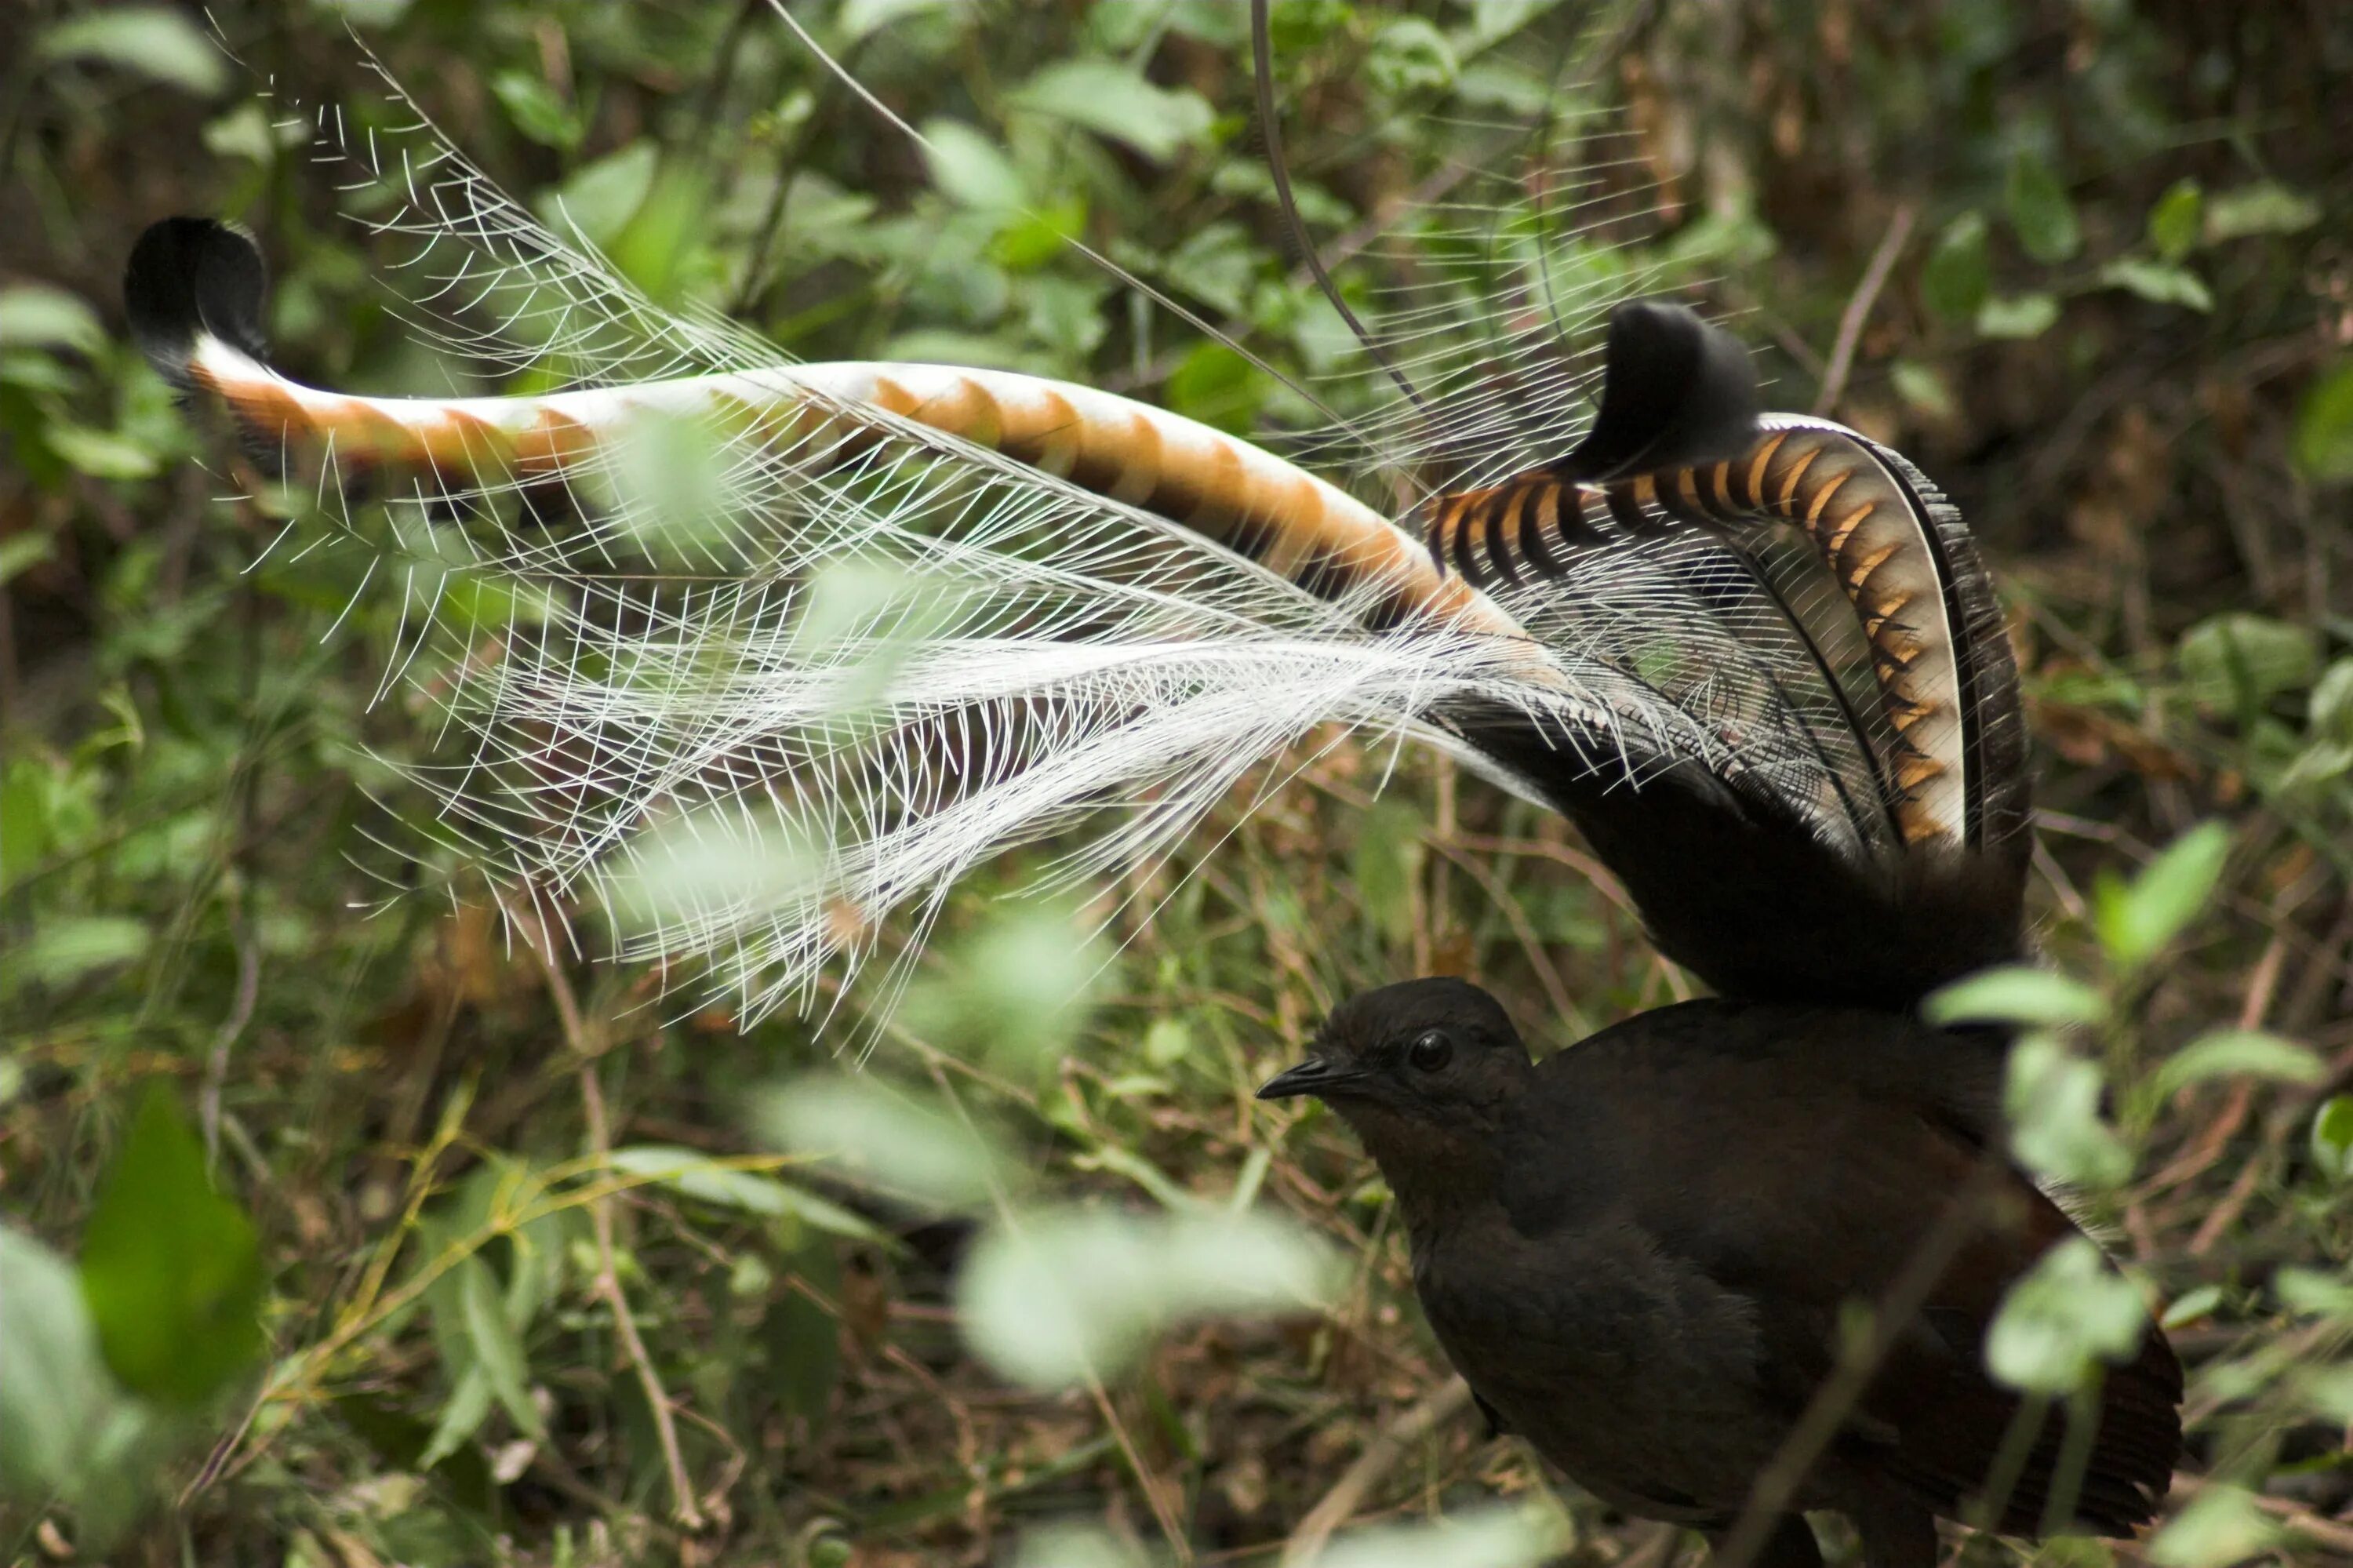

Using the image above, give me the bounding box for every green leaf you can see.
[1365,17,1457,96]
[415,1365,494,1470]
[0,1228,187,1546]
[2204,182,2320,243]
[2006,1034,2133,1190]
[1889,358,1956,420]
[921,119,1027,211]
[491,69,585,151]
[2178,613,2320,711]
[16,915,150,986]
[2311,659,2353,744]
[2311,1096,2353,1183]
[0,285,107,354]
[538,139,657,248]
[2276,1267,2353,1318]
[1985,1237,2151,1395]
[2151,1029,2324,1101]
[456,1256,543,1439]
[1974,292,2060,340]
[38,9,227,96]
[1921,212,1991,321]
[78,1085,264,1406]
[2006,150,2081,264]
[839,0,963,42]
[1312,1505,1570,1568]
[1008,61,1213,163]
[2159,1284,2222,1330]
[900,904,1107,1073]
[1923,966,2107,1028]
[2100,258,2212,313]
[2293,360,2353,484]
[752,1078,1013,1213]
[958,1206,1340,1389]
[0,1228,120,1501]
[606,1146,889,1242]
[2147,179,2203,260]
[1161,340,1266,435]
[2095,822,2231,968]
[2149,1484,2279,1567]
[45,424,163,481]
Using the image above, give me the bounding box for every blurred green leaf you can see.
[2311,1096,2353,1183]
[2179,613,2318,711]
[606,1146,889,1242]
[2006,1034,2132,1189]
[79,1086,264,1406]
[1889,358,1956,419]
[1008,61,1213,163]
[1366,18,1457,96]
[903,904,1107,1071]
[456,1255,544,1440]
[1921,212,1991,321]
[2293,360,2353,483]
[1924,966,2106,1028]
[840,0,964,42]
[2095,822,2231,969]
[539,139,657,247]
[16,915,151,986]
[2006,150,2081,264]
[0,1228,122,1503]
[38,9,227,96]
[958,1206,1341,1388]
[1985,1237,2149,1393]
[45,424,163,481]
[0,285,107,354]
[2310,659,2353,744]
[0,1228,187,1548]
[922,120,1027,211]
[1974,292,2059,340]
[754,1076,1013,1213]
[2100,258,2210,313]
[2204,182,2319,243]
[597,802,823,944]
[1162,340,1267,434]
[2147,179,2202,260]
[491,68,585,151]
[1312,1505,1570,1568]
[2275,1267,2353,1318]
[2149,1484,2279,1567]
[2151,1029,2323,1100]
[2159,1284,2221,1330]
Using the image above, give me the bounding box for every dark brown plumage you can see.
[1259,980,2182,1567]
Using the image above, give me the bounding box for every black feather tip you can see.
[123,217,269,389]
[1558,299,1759,484]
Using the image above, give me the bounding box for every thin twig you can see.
[1281,1377,1475,1566]
[200,914,263,1163]
[514,900,707,1533]
[1813,203,1916,415]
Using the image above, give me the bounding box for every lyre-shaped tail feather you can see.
[1422,307,2030,1005]
[129,201,2026,1013]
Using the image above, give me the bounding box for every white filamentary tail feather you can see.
[127,42,2030,1019]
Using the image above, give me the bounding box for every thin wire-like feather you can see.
[127,37,2020,1020]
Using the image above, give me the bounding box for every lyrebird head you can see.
[1258,978,1534,1186]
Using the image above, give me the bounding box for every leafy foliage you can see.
[3,1,2350,1563]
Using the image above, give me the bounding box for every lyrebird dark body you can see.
[1261,984,2181,1568]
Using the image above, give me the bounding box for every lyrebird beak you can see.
[1256,1054,1362,1102]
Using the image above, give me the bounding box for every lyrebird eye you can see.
[1408,1030,1453,1073]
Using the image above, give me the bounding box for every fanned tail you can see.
[125,57,2028,1017]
